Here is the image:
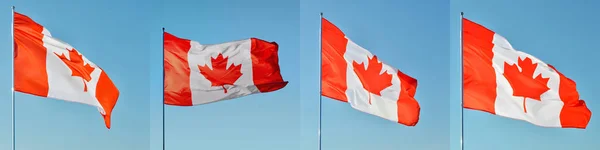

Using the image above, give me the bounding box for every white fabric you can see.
[187,39,259,105]
[42,28,106,115]
[491,33,564,127]
[343,38,401,122]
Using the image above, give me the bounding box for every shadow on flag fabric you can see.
[462,18,591,128]
[13,12,120,129]
[320,17,420,126]
[163,32,288,106]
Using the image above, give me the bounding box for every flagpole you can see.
[318,12,323,150]
[460,11,464,150]
[162,27,166,150]
[11,5,16,150]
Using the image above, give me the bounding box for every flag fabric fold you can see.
[163,32,288,106]
[462,18,591,128]
[320,17,420,126]
[13,12,120,129]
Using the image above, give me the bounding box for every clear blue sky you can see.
[0,0,156,149]
[4,0,598,150]
[300,0,449,149]
[151,0,301,150]
[450,0,600,150]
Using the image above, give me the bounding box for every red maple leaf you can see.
[198,53,243,93]
[503,57,550,113]
[54,48,96,92]
[352,55,393,105]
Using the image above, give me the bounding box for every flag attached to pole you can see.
[13,12,120,129]
[462,18,591,128]
[320,17,420,126]
[163,32,288,106]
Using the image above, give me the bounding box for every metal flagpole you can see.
[11,5,16,150]
[318,12,323,150]
[460,12,464,150]
[162,27,166,150]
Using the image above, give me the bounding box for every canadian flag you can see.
[163,32,288,106]
[462,18,591,128]
[320,17,420,126]
[13,12,120,129]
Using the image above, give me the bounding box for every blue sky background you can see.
[0,0,155,149]
[3,0,598,150]
[450,0,600,150]
[151,0,301,150]
[300,0,449,149]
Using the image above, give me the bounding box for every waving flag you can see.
[462,18,591,128]
[320,17,420,126]
[13,12,120,129]
[163,32,288,106]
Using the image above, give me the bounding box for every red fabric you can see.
[250,38,288,93]
[462,18,497,115]
[320,17,349,102]
[163,32,193,106]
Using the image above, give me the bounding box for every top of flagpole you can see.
[320,12,323,17]
[162,27,165,32]
[461,12,464,17]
